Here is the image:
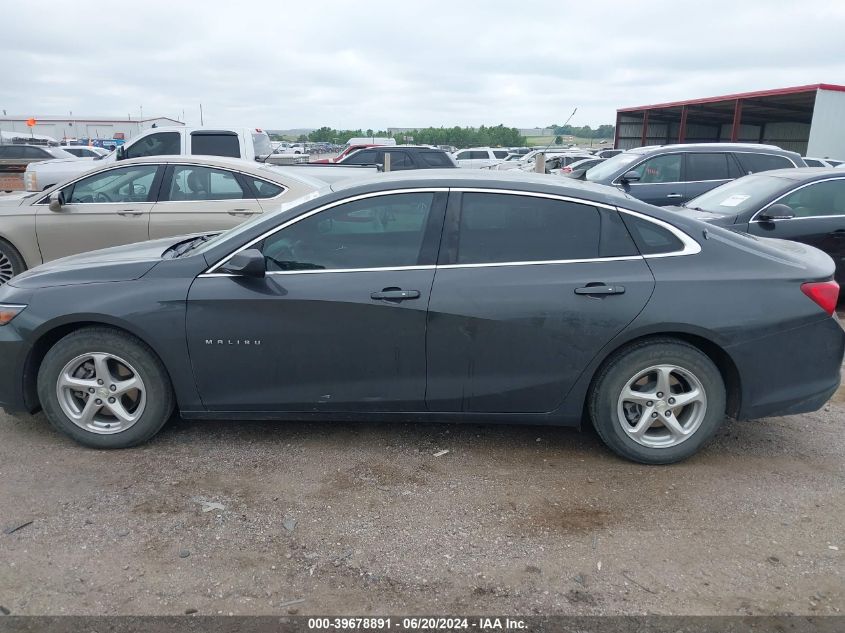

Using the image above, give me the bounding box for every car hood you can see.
[0,192,37,209]
[663,205,737,226]
[8,235,199,289]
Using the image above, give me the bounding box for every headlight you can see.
[0,304,26,326]
[24,171,37,192]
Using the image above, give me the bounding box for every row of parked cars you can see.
[0,130,842,465]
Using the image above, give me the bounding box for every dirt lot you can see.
[0,367,843,617]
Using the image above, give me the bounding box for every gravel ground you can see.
[0,361,843,617]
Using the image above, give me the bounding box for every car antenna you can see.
[543,107,577,154]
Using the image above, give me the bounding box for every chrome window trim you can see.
[199,186,700,277]
[203,188,450,274]
[34,162,165,205]
[609,150,799,187]
[750,177,845,223]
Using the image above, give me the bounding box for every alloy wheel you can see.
[55,353,147,434]
[616,364,708,448]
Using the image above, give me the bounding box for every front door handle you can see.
[575,284,626,296]
[228,209,258,216]
[117,210,143,217]
[370,288,421,301]
[666,193,683,199]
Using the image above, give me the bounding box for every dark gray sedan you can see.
[669,168,845,283]
[0,170,842,464]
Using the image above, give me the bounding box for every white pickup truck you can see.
[25,126,282,191]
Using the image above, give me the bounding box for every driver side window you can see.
[628,154,682,184]
[260,192,434,271]
[778,180,845,218]
[65,165,159,204]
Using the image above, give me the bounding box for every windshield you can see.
[193,190,324,256]
[683,174,790,215]
[585,152,640,181]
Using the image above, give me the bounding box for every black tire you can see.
[0,238,27,285]
[37,327,175,448]
[588,338,726,464]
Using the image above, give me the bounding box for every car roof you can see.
[67,155,327,189]
[626,142,795,155]
[329,168,645,207]
[744,167,845,181]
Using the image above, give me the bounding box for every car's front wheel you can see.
[589,339,726,464]
[37,328,174,448]
[0,239,26,285]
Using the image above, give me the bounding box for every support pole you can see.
[730,99,743,142]
[640,111,649,146]
[678,106,688,143]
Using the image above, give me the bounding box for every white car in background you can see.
[451,147,511,168]
[60,146,111,158]
[25,126,274,191]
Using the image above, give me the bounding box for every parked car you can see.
[0,156,322,284]
[60,146,111,158]
[336,146,457,170]
[555,157,606,179]
[490,149,584,171]
[25,127,274,192]
[533,153,594,173]
[0,170,841,464]
[667,168,845,283]
[452,147,511,168]
[0,144,80,192]
[585,143,806,206]
[595,148,623,159]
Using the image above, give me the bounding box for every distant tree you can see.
[554,135,562,144]
[297,134,308,142]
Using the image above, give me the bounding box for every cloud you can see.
[3,0,844,129]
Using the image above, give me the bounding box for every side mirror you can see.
[48,191,66,212]
[621,170,641,183]
[758,203,795,221]
[219,248,265,278]
[116,146,126,161]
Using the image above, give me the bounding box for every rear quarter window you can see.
[621,214,684,255]
[419,152,454,167]
[734,152,795,174]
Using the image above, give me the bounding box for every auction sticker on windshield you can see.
[719,194,751,207]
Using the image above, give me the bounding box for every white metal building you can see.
[0,115,184,143]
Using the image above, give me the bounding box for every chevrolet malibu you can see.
[0,171,842,464]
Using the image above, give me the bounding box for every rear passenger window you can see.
[469,151,489,160]
[168,166,245,201]
[386,151,413,169]
[456,193,602,264]
[734,152,794,174]
[621,214,684,255]
[190,133,240,158]
[419,152,453,167]
[686,153,731,181]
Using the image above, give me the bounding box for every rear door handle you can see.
[370,289,421,301]
[228,209,258,216]
[666,193,683,199]
[117,210,143,217]
[575,284,626,296]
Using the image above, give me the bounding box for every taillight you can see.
[801,281,839,316]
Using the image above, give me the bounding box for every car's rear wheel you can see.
[0,239,26,285]
[589,339,726,464]
[37,328,174,448]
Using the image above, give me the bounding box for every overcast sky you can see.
[4,0,845,130]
